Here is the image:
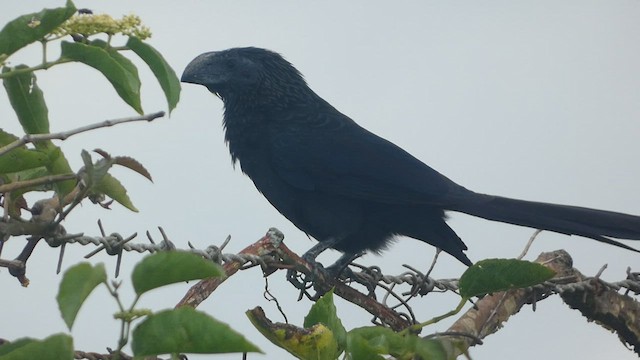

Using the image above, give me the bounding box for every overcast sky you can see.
[2,1,639,359]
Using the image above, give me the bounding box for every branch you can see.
[0,174,77,193]
[442,250,640,356]
[274,240,414,330]
[0,111,165,157]
[559,267,640,353]
[74,349,168,360]
[175,228,413,330]
[176,228,285,308]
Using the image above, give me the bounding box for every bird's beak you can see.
[181,63,202,85]
[181,51,218,85]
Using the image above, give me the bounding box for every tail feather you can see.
[450,192,640,252]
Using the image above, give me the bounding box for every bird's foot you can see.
[325,261,354,279]
[327,262,379,295]
[286,253,333,300]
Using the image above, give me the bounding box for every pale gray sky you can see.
[2,1,639,359]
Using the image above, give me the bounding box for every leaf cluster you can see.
[248,259,554,360]
[0,252,261,359]
[0,1,181,287]
[0,0,180,219]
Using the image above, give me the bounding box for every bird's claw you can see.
[286,268,313,290]
[327,264,378,294]
[286,257,379,301]
[286,257,332,300]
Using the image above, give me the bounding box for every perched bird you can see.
[181,47,640,267]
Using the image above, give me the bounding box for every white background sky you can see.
[1,1,639,359]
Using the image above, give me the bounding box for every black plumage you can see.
[181,47,640,266]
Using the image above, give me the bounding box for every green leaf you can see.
[0,148,49,173]
[413,338,448,360]
[89,39,140,87]
[0,338,33,357]
[44,147,75,196]
[92,172,138,212]
[126,37,181,114]
[60,41,142,113]
[2,67,74,196]
[459,258,556,298]
[346,334,386,360]
[346,327,447,360]
[132,307,261,356]
[56,263,106,330]
[0,130,49,172]
[347,327,402,359]
[0,0,76,58]
[347,327,397,360]
[131,251,224,296]
[1,167,51,189]
[304,289,347,349]
[247,307,338,360]
[0,334,74,360]
[2,65,50,136]
[0,128,19,146]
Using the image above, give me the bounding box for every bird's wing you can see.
[270,113,464,205]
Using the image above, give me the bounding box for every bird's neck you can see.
[222,102,269,166]
[221,89,333,165]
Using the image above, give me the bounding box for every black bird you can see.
[181,47,640,267]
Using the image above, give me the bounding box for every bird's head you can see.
[181,47,309,105]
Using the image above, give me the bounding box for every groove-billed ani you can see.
[181,47,640,266]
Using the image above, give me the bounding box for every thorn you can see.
[112,233,136,278]
[98,219,105,237]
[115,251,123,278]
[85,245,104,259]
[146,230,155,244]
[56,243,66,274]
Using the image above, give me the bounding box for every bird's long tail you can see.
[450,192,640,252]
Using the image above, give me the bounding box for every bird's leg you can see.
[326,252,378,293]
[301,238,341,263]
[287,238,341,294]
[326,251,364,278]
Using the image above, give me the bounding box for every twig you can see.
[0,258,24,270]
[0,111,165,157]
[0,58,74,80]
[0,174,77,193]
[517,229,542,260]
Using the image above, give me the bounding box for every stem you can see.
[0,111,165,157]
[0,174,77,193]
[41,39,47,64]
[0,57,74,79]
[116,294,141,357]
[403,297,468,334]
[129,294,141,310]
[104,281,128,360]
[44,34,67,42]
